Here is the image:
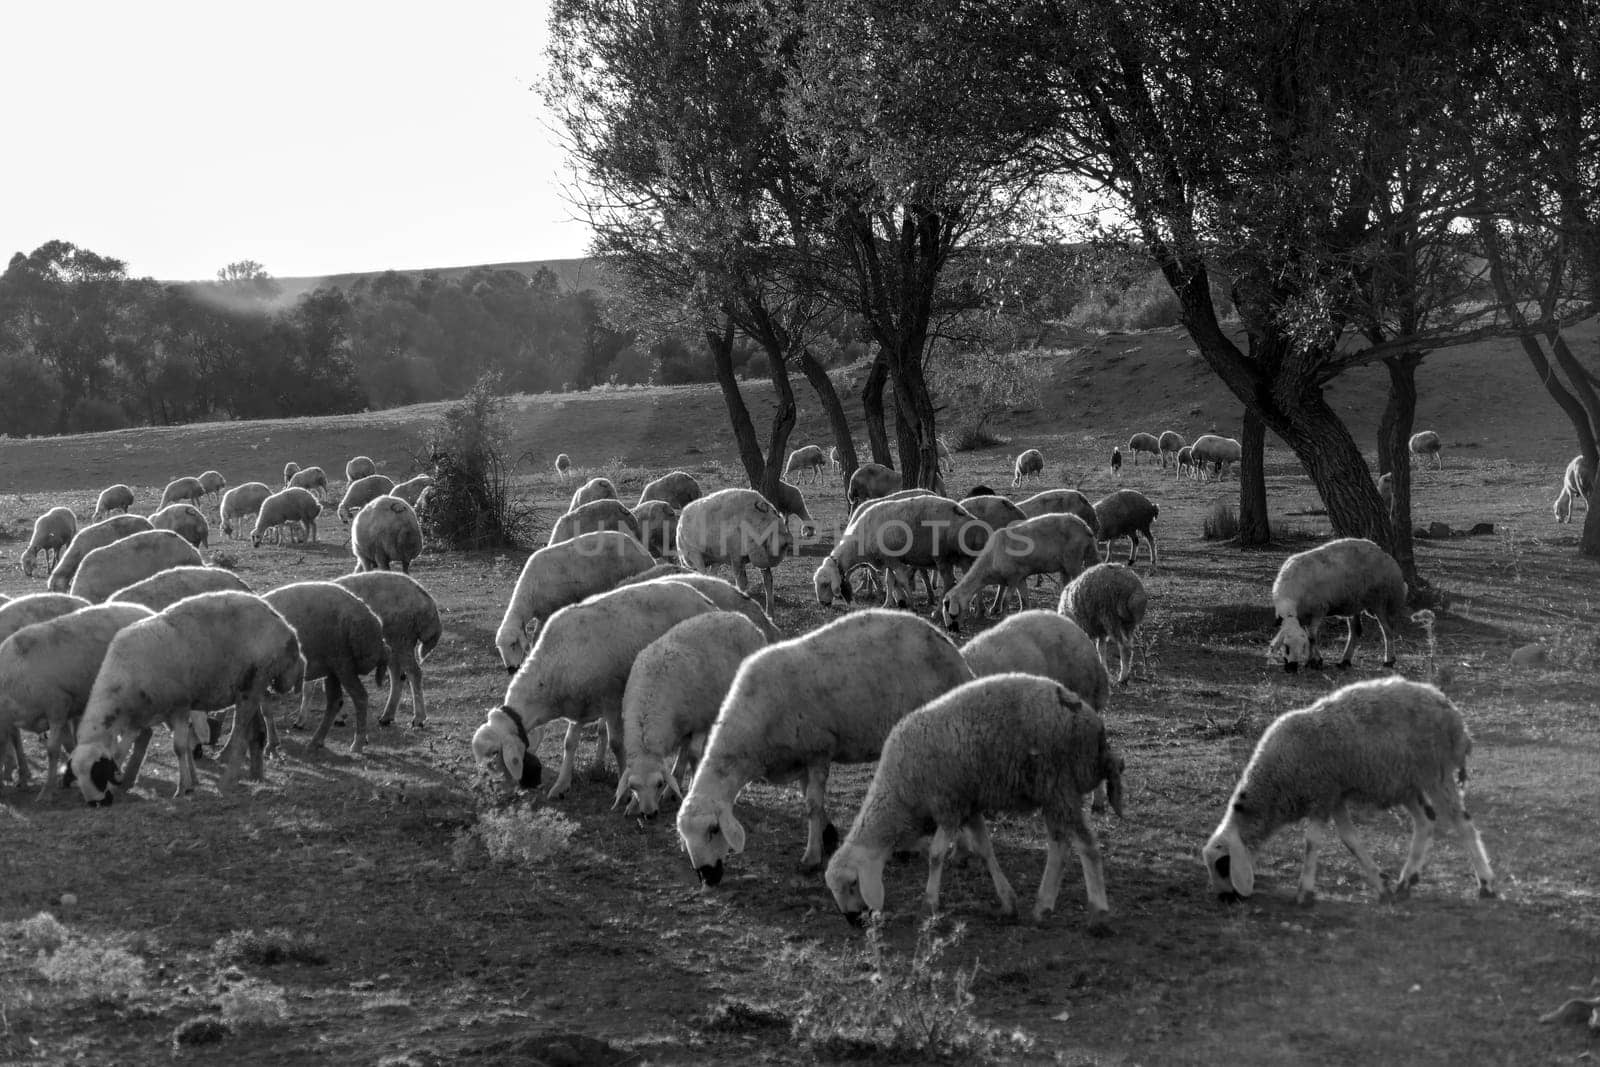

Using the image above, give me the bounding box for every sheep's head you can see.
[1268,615,1311,672]
[472,707,542,790]
[676,795,745,887]
[937,587,973,632]
[68,742,121,806]
[19,549,37,577]
[813,557,850,607]
[824,845,884,926]
[612,757,679,819]
[495,618,531,674]
[1203,798,1257,901]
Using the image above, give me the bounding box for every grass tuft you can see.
[213,928,328,967]
[36,938,146,1000]
[455,807,579,868]
[6,912,68,953]
[216,978,289,1027]
[1202,502,1238,540]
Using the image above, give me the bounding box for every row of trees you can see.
[548,0,1600,566]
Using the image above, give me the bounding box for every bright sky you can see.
[1,0,591,281]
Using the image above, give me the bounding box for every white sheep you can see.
[784,444,826,484]
[630,499,679,557]
[1059,563,1148,684]
[569,476,618,511]
[1377,472,1394,509]
[494,530,656,672]
[20,506,78,577]
[350,495,423,574]
[473,580,719,799]
[48,514,154,592]
[638,470,703,510]
[939,514,1097,627]
[160,476,206,508]
[197,470,227,503]
[554,453,573,484]
[1552,454,1594,524]
[677,609,975,881]
[68,591,305,803]
[92,484,135,521]
[961,610,1110,718]
[287,465,330,500]
[1409,430,1443,469]
[677,488,792,614]
[220,482,273,540]
[1158,430,1186,468]
[391,474,433,507]
[69,529,204,603]
[1016,488,1099,535]
[346,455,377,481]
[958,493,1027,533]
[338,474,396,523]
[771,480,816,537]
[1175,445,1195,479]
[548,498,643,547]
[1189,434,1243,481]
[1012,448,1046,487]
[828,445,841,474]
[251,486,322,547]
[283,460,301,485]
[1267,538,1409,673]
[825,673,1123,930]
[108,566,251,611]
[1127,432,1161,465]
[148,503,210,548]
[814,495,983,610]
[262,581,389,754]
[617,571,782,642]
[613,612,771,818]
[334,570,441,729]
[0,593,93,646]
[1202,677,1495,905]
[1092,489,1159,566]
[845,462,902,512]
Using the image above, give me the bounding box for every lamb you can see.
[20,506,78,577]
[474,580,719,799]
[69,529,204,603]
[845,462,902,512]
[1552,454,1595,524]
[676,488,792,614]
[251,486,322,547]
[108,566,250,611]
[570,477,618,511]
[613,612,771,818]
[1377,472,1394,509]
[1267,537,1408,672]
[771,480,816,537]
[350,495,423,574]
[617,572,782,642]
[68,591,305,803]
[390,474,433,507]
[1189,434,1243,481]
[1111,447,1122,475]
[828,445,841,474]
[1059,563,1148,684]
[677,609,976,881]
[814,495,984,610]
[334,570,442,729]
[1017,488,1099,535]
[1012,448,1046,487]
[1175,446,1195,479]
[548,498,643,547]
[283,460,301,485]
[92,484,135,521]
[220,482,273,540]
[825,673,1123,930]
[939,514,1098,627]
[1092,489,1159,566]
[287,465,330,500]
[784,444,826,484]
[345,456,377,481]
[554,453,573,484]
[1409,430,1443,469]
[495,530,656,671]
[338,474,397,523]
[48,514,154,592]
[1202,677,1495,905]
[1127,432,1161,465]
[262,581,388,754]
[197,470,227,503]
[148,503,210,548]
[638,470,702,511]
[159,476,207,508]
[0,592,97,779]
[1158,430,1186,468]
[630,500,679,557]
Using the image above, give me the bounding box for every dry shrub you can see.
[36,938,146,1000]
[217,978,289,1026]
[456,807,578,868]
[213,928,327,967]
[1202,502,1239,540]
[418,372,539,550]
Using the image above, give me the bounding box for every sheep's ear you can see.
[858,857,885,912]
[720,805,746,854]
[1223,826,1253,896]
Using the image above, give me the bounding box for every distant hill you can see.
[190,257,613,307]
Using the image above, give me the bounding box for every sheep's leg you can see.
[1305,620,1325,669]
[760,567,775,616]
[1146,531,1158,568]
[985,584,1005,616]
[733,560,751,593]
[403,650,427,727]
[1296,817,1332,905]
[798,764,834,871]
[376,651,404,725]
[8,725,31,789]
[1330,803,1392,901]
[309,674,344,750]
[40,724,69,802]
[1394,796,1437,898]
[1432,781,1497,898]
[1126,535,1138,565]
[291,682,314,729]
[1114,632,1134,685]
[1058,805,1110,931]
[548,720,583,800]
[120,727,154,791]
[169,716,195,797]
[1374,614,1397,668]
[959,815,1017,918]
[924,568,942,607]
[922,824,954,916]
[1337,615,1363,668]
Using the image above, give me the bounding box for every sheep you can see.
[1059,563,1148,684]
[676,488,792,615]
[828,445,841,474]
[390,474,433,507]
[613,612,771,818]
[160,476,207,508]
[1552,454,1595,524]
[570,477,618,511]
[1267,537,1408,673]
[1202,677,1495,905]
[20,507,78,577]
[251,486,322,547]
[69,530,204,603]
[68,591,305,803]
[287,465,330,500]
[1189,434,1243,481]
[785,444,827,484]
[474,580,719,799]
[346,455,377,481]
[413,485,434,523]
[0,593,93,647]
[771,480,816,538]
[548,498,643,547]
[1377,472,1394,509]
[638,470,703,511]
[966,484,996,497]
[845,462,902,512]
[92,484,135,521]
[814,495,983,610]
[825,673,1123,930]
[220,482,272,540]
[283,460,301,485]
[1158,430,1187,468]
[1012,448,1045,487]
[939,514,1098,627]
[1017,489,1099,535]
[334,570,441,729]
[338,474,397,523]
[554,453,573,484]
[0,602,155,799]
[148,503,210,548]
[1409,430,1443,469]
[618,572,782,642]
[630,500,679,558]
[1175,445,1195,479]
[48,514,154,592]
[350,495,423,574]
[197,470,227,503]
[1111,447,1122,476]
[262,581,388,754]
[1092,489,1159,566]
[1127,432,1161,465]
[678,609,976,881]
[495,530,656,672]
[108,566,250,611]
[958,494,1027,533]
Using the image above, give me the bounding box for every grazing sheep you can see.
[939,514,1098,627]
[474,581,719,799]
[109,566,250,611]
[826,673,1123,930]
[1409,430,1443,469]
[92,484,135,522]
[345,456,377,481]
[251,486,322,547]
[962,611,1110,718]
[48,514,154,592]
[959,494,1027,533]
[771,480,816,537]
[966,484,996,497]
[160,476,207,508]
[68,591,305,803]
[677,488,792,615]
[495,530,656,672]
[69,530,204,603]
[338,474,397,523]
[1059,563,1148,684]
[1158,430,1186,468]
[283,460,301,485]
[1552,454,1595,524]
[613,612,771,818]
[1111,447,1122,475]
[350,496,423,574]
[1189,434,1243,481]
[1267,537,1407,673]
[334,571,441,729]
[638,470,703,511]
[548,498,643,547]
[815,495,983,610]
[1092,489,1159,566]
[390,474,433,507]
[220,482,273,540]
[619,572,782,642]
[630,500,679,557]
[262,581,388,754]
[1017,489,1099,536]
[148,503,210,548]
[678,610,975,880]
[0,593,92,647]
[845,462,902,512]
[570,477,618,511]
[785,444,827,484]
[829,445,841,474]
[197,470,227,502]
[555,453,573,484]
[288,465,330,500]
[1202,677,1495,905]
[20,507,78,577]
[1175,445,1195,479]
[1377,472,1394,509]
[1013,448,1046,487]
[1128,433,1161,465]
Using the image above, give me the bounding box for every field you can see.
[2,325,1599,1065]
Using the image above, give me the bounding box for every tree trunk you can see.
[705,319,765,487]
[861,350,892,466]
[798,347,858,483]
[1237,410,1270,545]
[1378,352,1425,591]
[758,344,798,500]
[885,334,940,489]
[1270,395,1392,551]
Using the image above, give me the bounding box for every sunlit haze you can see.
[2,0,590,281]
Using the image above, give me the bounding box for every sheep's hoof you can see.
[1084,915,1113,938]
[348,740,366,757]
[1090,799,1106,814]
[1295,890,1316,908]
[1336,661,1352,670]
[546,782,571,801]
[1382,658,1397,668]
[1478,884,1497,900]
[1029,904,1055,924]
[410,716,427,729]
[797,857,824,875]
[376,715,396,727]
[1216,891,1242,905]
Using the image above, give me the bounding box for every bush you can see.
[454,807,578,868]
[417,372,539,550]
[213,928,327,967]
[36,938,147,999]
[945,422,1007,453]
